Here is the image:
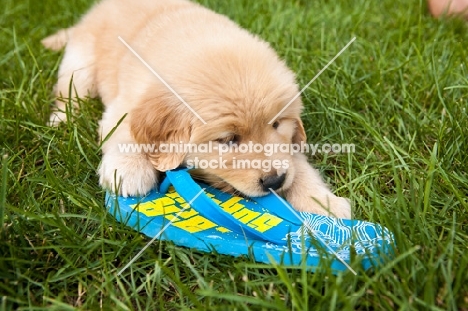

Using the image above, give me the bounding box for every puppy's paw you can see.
[287,194,352,219]
[98,152,158,197]
[325,196,352,219]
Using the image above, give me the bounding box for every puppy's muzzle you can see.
[260,173,286,192]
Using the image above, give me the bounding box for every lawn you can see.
[1,0,467,309]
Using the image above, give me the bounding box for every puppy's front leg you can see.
[98,108,159,197]
[285,153,351,219]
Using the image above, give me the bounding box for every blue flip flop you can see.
[106,167,395,273]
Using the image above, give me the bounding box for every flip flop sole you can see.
[106,189,349,272]
[106,171,396,273]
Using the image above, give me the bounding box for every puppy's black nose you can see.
[261,173,286,192]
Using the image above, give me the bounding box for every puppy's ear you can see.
[130,100,192,172]
[293,118,307,144]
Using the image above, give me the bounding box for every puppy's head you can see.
[130,41,307,197]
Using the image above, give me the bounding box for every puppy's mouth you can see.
[213,181,248,198]
[190,174,249,197]
[188,170,285,199]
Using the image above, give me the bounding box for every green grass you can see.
[1,0,467,309]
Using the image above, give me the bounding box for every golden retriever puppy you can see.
[42,0,351,218]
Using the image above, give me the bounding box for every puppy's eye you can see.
[272,120,280,129]
[215,135,239,144]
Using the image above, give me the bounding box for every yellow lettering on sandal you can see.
[164,207,198,222]
[232,208,260,224]
[220,198,244,214]
[172,215,217,233]
[132,197,180,217]
[215,194,283,233]
[179,208,198,219]
[247,214,283,233]
[132,187,282,234]
[166,188,187,204]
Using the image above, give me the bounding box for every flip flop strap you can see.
[161,169,302,225]
[161,168,292,244]
[250,192,303,225]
